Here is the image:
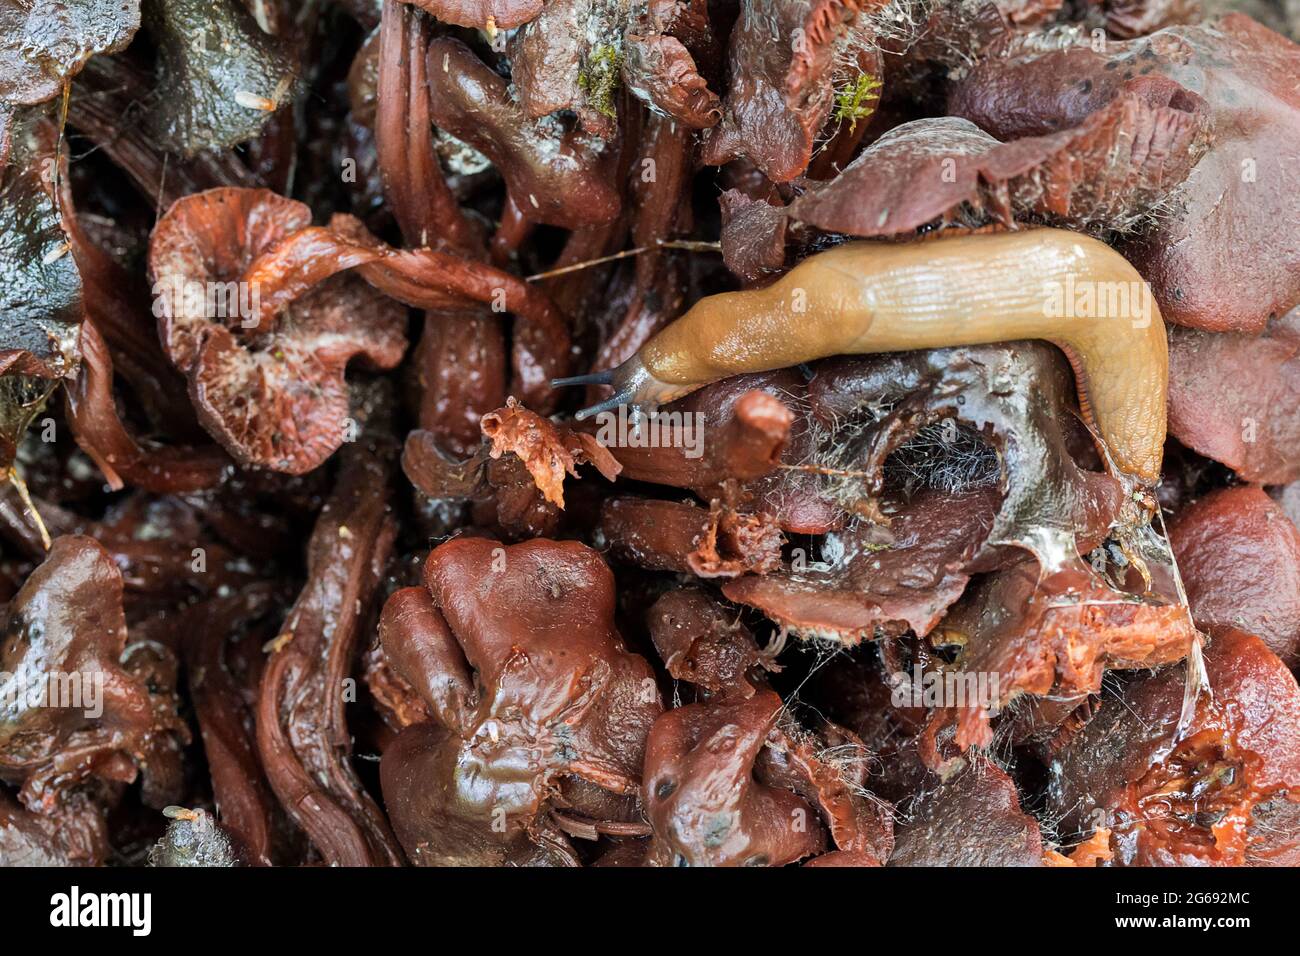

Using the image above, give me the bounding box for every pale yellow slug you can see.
[556,229,1167,482]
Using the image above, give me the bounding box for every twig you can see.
[526,239,722,282]
[3,467,51,551]
[777,462,874,480]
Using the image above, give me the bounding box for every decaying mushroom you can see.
[787,98,1210,241]
[1,784,109,866]
[1168,486,1300,667]
[646,588,773,698]
[379,537,663,865]
[720,344,1129,643]
[700,0,891,182]
[0,126,83,473]
[642,690,826,866]
[148,188,408,473]
[1047,629,1300,865]
[392,0,545,30]
[3,0,1298,874]
[142,0,298,156]
[0,0,141,130]
[256,422,405,867]
[426,37,622,230]
[931,559,1196,749]
[1166,306,1300,483]
[887,762,1046,867]
[0,536,188,864]
[623,0,722,130]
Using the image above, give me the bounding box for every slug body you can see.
[563,229,1167,482]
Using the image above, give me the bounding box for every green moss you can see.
[833,73,883,132]
[578,44,622,119]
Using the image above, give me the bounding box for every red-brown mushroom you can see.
[379,537,663,865]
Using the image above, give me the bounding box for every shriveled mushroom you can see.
[0,536,188,820]
[787,97,1209,241]
[701,0,891,182]
[426,37,621,229]
[256,422,405,867]
[1047,628,1300,865]
[721,344,1126,643]
[930,560,1196,750]
[379,537,663,865]
[148,188,408,473]
[642,690,826,866]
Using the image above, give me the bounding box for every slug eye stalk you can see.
[552,356,684,422]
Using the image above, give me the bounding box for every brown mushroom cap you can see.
[642,689,826,866]
[0,536,187,808]
[788,88,1209,239]
[148,188,407,474]
[646,588,770,698]
[1169,486,1300,667]
[379,537,662,865]
[1167,306,1300,482]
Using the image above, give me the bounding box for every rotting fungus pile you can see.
[1,0,1299,868]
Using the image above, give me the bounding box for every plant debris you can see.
[1,0,1298,873]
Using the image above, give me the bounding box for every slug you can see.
[555,229,1168,482]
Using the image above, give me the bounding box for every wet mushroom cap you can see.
[149,188,407,474]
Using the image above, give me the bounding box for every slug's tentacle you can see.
[556,229,1167,482]
[551,370,613,389]
[563,356,686,422]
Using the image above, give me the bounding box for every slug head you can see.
[552,354,694,422]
